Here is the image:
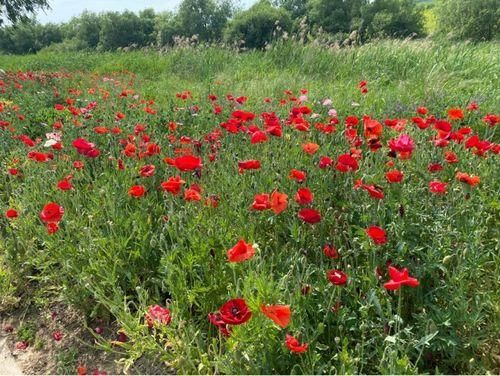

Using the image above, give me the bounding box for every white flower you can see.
[322,99,332,106]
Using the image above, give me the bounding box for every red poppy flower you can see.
[388,134,415,159]
[357,183,384,199]
[219,298,252,325]
[227,239,256,263]
[302,142,319,155]
[251,193,271,211]
[40,202,64,223]
[429,181,447,194]
[385,170,403,183]
[184,188,202,201]
[323,244,339,259]
[72,138,100,158]
[428,163,443,173]
[319,156,333,169]
[145,305,172,328]
[128,185,145,198]
[295,187,314,206]
[336,154,359,172]
[456,172,480,187]
[363,116,383,141]
[483,114,499,127]
[238,159,261,173]
[444,151,458,164]
[326,269,348,285]
[173,155,202,171]
[447,108,464,120]
[53,331,63,341]
[250,130,268,144]
[260,304,291,328]
[161,176,185,195]
[5,208,18,219]
[285,334,308,354]
[208,312,231,337]
[139,164,156,177]
[57,179,73,191]
[270,191,288,214]
[76,365,87,375]
[383,266,419,290]
[366,225,387,245]
[345,115,359,127]
[73,161,84,169]
[289,169,306,183]
[466,102,479,111]
[416,106,428,115]
[46,222,60,234]
[298,208,321,224]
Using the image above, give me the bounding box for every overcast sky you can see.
[37,0,256,24]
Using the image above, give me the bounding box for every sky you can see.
[37,0,256,24]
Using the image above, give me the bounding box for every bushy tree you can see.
[361,0,424,39]
[155,11,182,46]
[435,0,499,41]
[272,0,309,18]
[98,11,148,50]
[67,11,102,49]
[0,0,48,25]
[224,0,292,49]
[0,20,63,53]
[139,8,157,46]
[176,0,233,41]
[307,0,353,34]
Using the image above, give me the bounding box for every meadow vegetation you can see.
[0,40,499,374]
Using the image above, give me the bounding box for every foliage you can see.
[0,0,48,25]
[98,11,151,50]
[0,20,63,54]
[307,0,368,35]
[176,0,233,41]
[224,1,292,48]
[435,0,500,41]
[361,0,425,39]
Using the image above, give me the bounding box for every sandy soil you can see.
[0,335,23,376]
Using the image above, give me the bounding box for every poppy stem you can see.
[396,288,402,334]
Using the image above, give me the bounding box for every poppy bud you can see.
[301,284,311,295]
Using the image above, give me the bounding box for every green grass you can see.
[0,40,499,374]
[1,39,498,113]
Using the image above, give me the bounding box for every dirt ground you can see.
[0,299,172,375]
[0,335,23,375]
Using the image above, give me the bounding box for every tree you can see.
[67,11,102,49]
[98,11,147,50]
[176,0,233,41]
[435,0,499,41]
[155,11,182,46]
[0,0,49,25]
[224,0,292,49]
[273,0,309,18]
[307,0,365,35]
[361,0,424,39]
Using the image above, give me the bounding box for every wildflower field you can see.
[0,40,499,374]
